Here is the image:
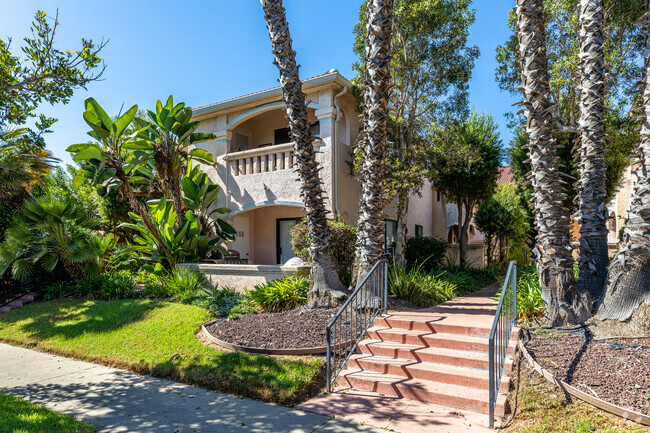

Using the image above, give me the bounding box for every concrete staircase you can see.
[335,286,518,418]
[0,292,37,314]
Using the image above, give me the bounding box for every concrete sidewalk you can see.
[0,343,388,433]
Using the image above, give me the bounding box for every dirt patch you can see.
[205,308,338,350]
[523,327,650,415]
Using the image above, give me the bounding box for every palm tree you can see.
[516,0,591,326]
[0,195,103,281]
[597,1,650,328]
[260,0,347,307]
[0,128,56,206]
[577,0,609,301]
[353,0,393,284]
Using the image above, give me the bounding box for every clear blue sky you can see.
[2,0,518,166]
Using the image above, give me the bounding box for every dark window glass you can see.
[274,122,320,144]
[415,225,423,237]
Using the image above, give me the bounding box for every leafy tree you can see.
[475,183,529,265]
[260,0,347,307]
[0,10,105,137]
[515,0,591,326]
[352,0,479,260]
[427,112,502,266]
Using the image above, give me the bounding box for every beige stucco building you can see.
[192,70,453,265]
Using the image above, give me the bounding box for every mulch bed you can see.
[205,308,338,350]
[523,327,650,415]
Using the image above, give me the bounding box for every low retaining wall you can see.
[446,244,485,268]
[178,263,310,292]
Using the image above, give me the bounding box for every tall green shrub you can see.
[404,236,448,271]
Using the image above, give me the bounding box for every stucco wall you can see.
[247,205,306,265]
[179,263,310,292]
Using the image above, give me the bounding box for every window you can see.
[436,191,441,202]
[415,225,423,237]
[384,219,397,252]
[274,122,320,145]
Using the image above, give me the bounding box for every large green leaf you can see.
[72,147,103,162]
[188,148,215,163]
[113,104,138,137]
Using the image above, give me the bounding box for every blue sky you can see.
[2,0,518,166]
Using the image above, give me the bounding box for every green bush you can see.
[197,286,256,318]
[291,219,356,287]
[405,236,449,271]
[514,266,544,320]
[43,270,135,300]
[388,262,457,307]
[249,276,310,312]
[165,267,211,303]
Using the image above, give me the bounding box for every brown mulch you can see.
[205,308,338,350]
[524,327,650,415]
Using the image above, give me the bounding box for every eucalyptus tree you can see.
[516,0,591,326]
[576,0,609,300]
[260,0,347,307]
[352,0,478,260]
[597,1,650,332]
[353,0,394,284]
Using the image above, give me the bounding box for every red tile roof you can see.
[498,165,515,184]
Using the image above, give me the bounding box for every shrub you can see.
[43,270,135,300]
[405,236,448,271]
[198,286,256,318]
[165,267,211,303]
[291,219,356,287]
[494,266,543,321]
[388,262,457,307]
[249,276,310,312]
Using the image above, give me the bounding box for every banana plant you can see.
[181,161,235,241]
[133,95,217,227]
[67,97,174,264]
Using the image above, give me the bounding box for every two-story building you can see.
[191,69,454,266]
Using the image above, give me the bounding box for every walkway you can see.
[0,344,388,433]
[299,281,518,433]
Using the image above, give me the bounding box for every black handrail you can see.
[488,261,517,427]
[326,259,388,392]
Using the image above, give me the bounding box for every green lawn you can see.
[0,299,323,405]
[0,392,95,433]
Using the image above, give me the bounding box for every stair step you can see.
[4,301,23,308]
[348,354,510,392]
[337,368,508,417]
[356,340,514,374]
[374,315,491,337]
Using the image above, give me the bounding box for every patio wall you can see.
[178,263,310,292]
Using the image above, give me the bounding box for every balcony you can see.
[224,142,321,177]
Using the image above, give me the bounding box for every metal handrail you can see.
[326,259,388,392]
[488,261,517,427]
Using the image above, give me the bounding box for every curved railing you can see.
[326,259,388,392]
[488,261,517,427]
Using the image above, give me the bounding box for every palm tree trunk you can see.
[577,0,609,301]
[353,0,393,284]
[516,0,591,326]
[597,4,650,331]
[261,0,347,307]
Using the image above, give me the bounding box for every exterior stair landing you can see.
[299,282,518,431]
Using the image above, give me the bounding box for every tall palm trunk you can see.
[516,0,591,326]
[260,0,347,307]
[353,0,393,284]
[597,3,650,331]
[577,0,609,301]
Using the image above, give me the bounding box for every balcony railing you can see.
[224,142,321,177]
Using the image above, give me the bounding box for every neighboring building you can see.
[192,70,447,265]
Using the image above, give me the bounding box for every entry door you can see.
[277,219,299,264]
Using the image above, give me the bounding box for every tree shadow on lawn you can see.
[0,298,165,342]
